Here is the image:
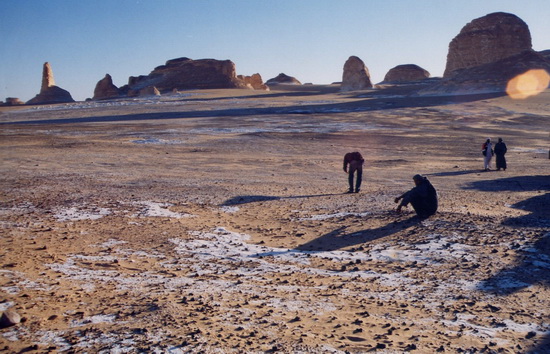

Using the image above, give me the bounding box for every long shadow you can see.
[222,193,342,206]
[2,91,505,125]
[427,169,484,177]
[466,175,550,353]
[295,216,419,252]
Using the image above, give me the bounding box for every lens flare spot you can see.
[506,69,550,99]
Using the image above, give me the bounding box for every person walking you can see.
[343,151,364,193]
[494,138,508,171]
[394,174,438,219]
[482,138,494,171]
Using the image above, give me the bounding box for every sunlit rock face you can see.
[383,64,430,83]
[340,56,372,92]
[26,62,74,105]
[238,73,269,90]
[444,12,532,77]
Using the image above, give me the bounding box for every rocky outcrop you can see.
[420,50,550,95]
[2,97,25,106]
[125,57,248,93]
[340,56,372,92]
[266,73,302,85]
[238,73,269,90]
[384,64,430,82]
[93,74,120,100]
[444,12,533,77]
[26,62,74,105]
[139,86,161,97]
[41,62,55,92]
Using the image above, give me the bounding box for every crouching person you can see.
[394,174,438,219]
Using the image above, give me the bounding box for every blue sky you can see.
[1,0,549,102]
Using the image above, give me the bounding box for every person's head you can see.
[413,174,424,186]
[486,138,491,143]
[498,138,503,143]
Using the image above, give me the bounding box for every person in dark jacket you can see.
[394,174,438,219]
[343,151,364,193]
[494,138,508,171]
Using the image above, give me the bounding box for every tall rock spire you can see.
[41,62,55,92]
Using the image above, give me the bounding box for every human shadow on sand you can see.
[3,92,505,125]
[294,216,420,252]
[466,175,550,352]
[222,193,342,206]
[426,169,485,177]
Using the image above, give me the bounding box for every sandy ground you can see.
[1,86,549,353]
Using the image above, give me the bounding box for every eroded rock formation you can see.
[444,12,533,77]
[125,57,248,93]
[384,64,430,82]
[238,73,269,90]
[26,62,74,105]
[266,73,302,85]
[93,74,120,100]
[340,56,372,92]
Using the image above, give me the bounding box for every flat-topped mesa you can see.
[266,73,302,85]
[125,57,249,93]
[384,64,430,83]
[26,62,74,105]
[444,12,533,77]
[340,56,373,92]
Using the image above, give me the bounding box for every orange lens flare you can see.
[506,69,550,99]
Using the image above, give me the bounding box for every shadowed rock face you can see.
[126,57,248,92]
[444,12,532,77]
[266,73,302,85]
[26,62,74,105]
[340,56,372,92]
[93,74,120,100]
[384,64,430,83]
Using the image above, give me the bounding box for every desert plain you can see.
[1,85,549,353]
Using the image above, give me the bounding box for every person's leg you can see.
[355,167,363,192]
[348,168,355,193]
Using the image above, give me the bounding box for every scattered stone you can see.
[340,56,373,92]
[0,309,21,328]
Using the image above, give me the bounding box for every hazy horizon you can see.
[1,0,550,102]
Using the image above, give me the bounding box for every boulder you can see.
[266,73,302,85]
[26,62,75,105]
[238,73,269,90]
[93,74,120,100]
[126,57,248,93]
[0,309,21,328]
[340,56,373,92]
[384,64,430,82]
[444,12,533,77]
